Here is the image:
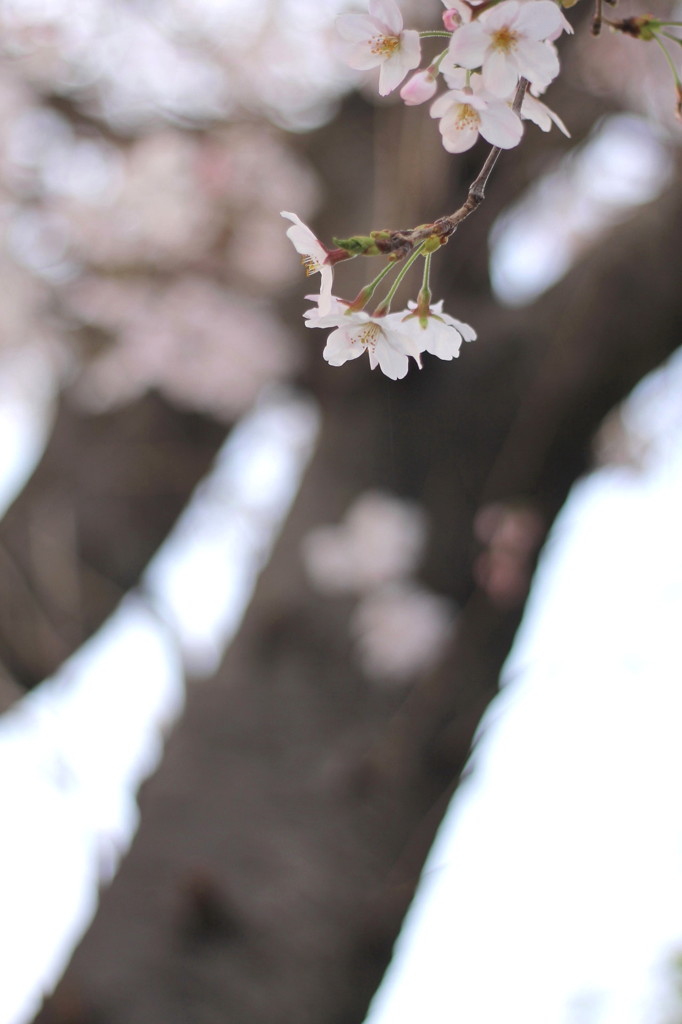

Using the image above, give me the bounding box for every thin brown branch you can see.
[372,78,529,260]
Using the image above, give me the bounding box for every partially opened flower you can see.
[336,0,421,96]
[446,0,571,97]
[400,68,439,106]
[314,308,422,380]
[431,75,523,152]
[442,0,476,31]
[281,211,334,315]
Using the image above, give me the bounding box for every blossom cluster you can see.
[282,212,476,380]
[281,0,575,380]
[337,0,572,151]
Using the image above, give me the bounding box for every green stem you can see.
[346,260,398,312]
[653,32,682,85]
[430,48,450,73]
[419,30,453,38]
[373,244,426,316]
[420,252,432,303]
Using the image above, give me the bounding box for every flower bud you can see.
[400,69,438,106]
[442,8,462,30]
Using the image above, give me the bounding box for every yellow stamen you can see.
[369,33,400,57]
[301,255,321,276]
[492,26,519,52]
[355,323,381,351]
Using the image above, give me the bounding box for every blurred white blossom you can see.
[302,490,427,594]
[351,583,455,683]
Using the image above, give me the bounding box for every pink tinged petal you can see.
[478,103,523,147]
[369,0,404,35]
[482,48,520,96]
[335,13,383,42]
[514,0,568,39]
[323,328,365,366]
[400,69,438,105]
[514,38,560,88]
[448,21,490,68]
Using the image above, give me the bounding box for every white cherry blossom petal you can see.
[521,92,570,135]
[336,13,383,43]
[369,0,404,34]
[479,103,524,147]
[515,0,571,38]
[378,31,421,94]
[324,329,366,365]
[281,211,334,315]
[514,38,560,90]
[482,48,519,96]
[336,2,421,95]
[447,20,489,68]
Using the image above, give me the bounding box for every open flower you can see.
[430,74,523,152]
[336,0,421,96]
[281,211,334,315]
[404,300,477,359]
[446,0,571,97]
[311,308,422,379]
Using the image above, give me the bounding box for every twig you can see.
[370,78,530,260]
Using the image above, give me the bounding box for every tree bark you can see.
[33,163,682,1024]
[0,393,226,691]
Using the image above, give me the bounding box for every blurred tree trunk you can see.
[34,156,682,1024]
[0,393,226,692]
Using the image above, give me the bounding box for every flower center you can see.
[491,26,518,52]
[301,254,322,276]
[355,322,381,351]
[369,33,400,57]
[455,104,480,130]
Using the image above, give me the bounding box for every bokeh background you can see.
[0,1,681,1022]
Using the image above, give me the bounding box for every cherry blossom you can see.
[442,0,476,31]
[446,0,571,97]
[430,75,523,152]
[405,300,477,359]
[310,308,422,379]
[336,0,421,96]
[281,211,334,314]
[400,69,439,106]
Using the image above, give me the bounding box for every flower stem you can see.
[653,32,682,86]
[347,260,398,312]
[420,252,432,304]
[419,30,453,38]
[373,244,426,316]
